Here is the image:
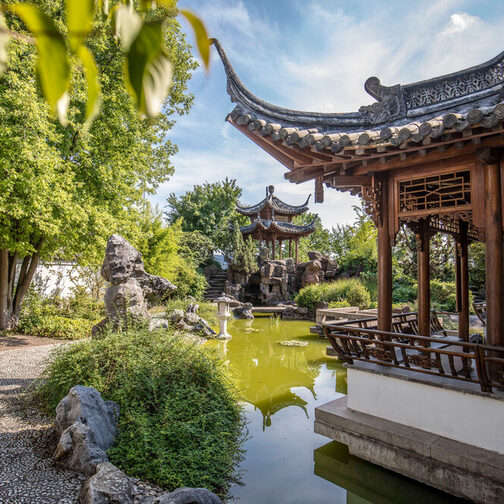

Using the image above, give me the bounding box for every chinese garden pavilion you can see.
[236,185,315,263]
[213,37,504,502]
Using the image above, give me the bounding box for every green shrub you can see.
[392,274,417,304]
[17,289,103,339]
[36,328,243,498]
[18,315,94,339]
[328,300,351,309]
[295,278,371,310]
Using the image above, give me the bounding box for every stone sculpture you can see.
[93,235,177,334]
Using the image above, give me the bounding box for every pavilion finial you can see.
[268,185,274,195]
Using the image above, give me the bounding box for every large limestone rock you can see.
[54,422,108,475]
[80,462,135,504]
[233,302,254,319]
[55,385,119,451]
[54,386,119,475]
[96,235,177,331]
[149,488,222,504]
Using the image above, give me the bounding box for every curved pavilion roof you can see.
[236,186,311,216]
[212,38,504,188]
[240,218,317,238]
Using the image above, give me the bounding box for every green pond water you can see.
[210,317,466,504]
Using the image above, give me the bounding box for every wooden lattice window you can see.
[399,170,471,214]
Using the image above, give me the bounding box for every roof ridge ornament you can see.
[359,77,406,125]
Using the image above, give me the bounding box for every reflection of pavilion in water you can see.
[221,324,323,429]
[314,441,467,504]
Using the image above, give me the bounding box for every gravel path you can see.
[0,343,86,504]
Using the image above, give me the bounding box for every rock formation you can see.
[148,487,222,504]
[80,462,135,504]
[54,386,120,475]
[93,235,177,334]
[55,386,222,503]
[227,251,338,304]
[232,302,254,319]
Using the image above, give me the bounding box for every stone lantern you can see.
[215,295,233,340]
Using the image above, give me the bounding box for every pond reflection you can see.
[210,317,462,503]
[213,317,345,429]
[314,441,468,504]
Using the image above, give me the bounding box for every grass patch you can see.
[36,327,244,498]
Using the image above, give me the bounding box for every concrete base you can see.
[315,396,504,504]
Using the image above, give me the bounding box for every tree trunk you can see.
[0,241,43,331]
[0,250,8,330]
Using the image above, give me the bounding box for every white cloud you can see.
[441,12,479,35]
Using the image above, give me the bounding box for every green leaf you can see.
[125,21,173,116]
[66,0,96,53]
[112,5,142,51]
[77,45,102,126]
[179,9,210,71]
[0,13,9,75]
[8,4,70,120]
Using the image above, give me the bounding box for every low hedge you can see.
[295,278,371,310]
[17,315,94,340]
[36,328,243,498]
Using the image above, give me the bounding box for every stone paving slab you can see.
[0,343,86,504]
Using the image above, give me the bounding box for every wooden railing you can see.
[323,324,504,393]
[325,311,447,337]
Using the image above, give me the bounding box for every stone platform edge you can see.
[315,396,504,504]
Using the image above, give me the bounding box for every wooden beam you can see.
[324,175,372,186]
[417,219,431,337]
[455,220,469,341]
[377,175,392,332]
[482,151,504,346]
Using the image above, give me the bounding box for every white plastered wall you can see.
[347,367,504,454]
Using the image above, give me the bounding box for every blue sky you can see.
[151,0,504,228]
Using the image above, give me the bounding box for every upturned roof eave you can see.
[213,38,504,133]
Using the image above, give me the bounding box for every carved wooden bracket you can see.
[362,180,383,227]
[315,176,324,203]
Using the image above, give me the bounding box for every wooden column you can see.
[455,220,469,341]
[289,239,292,259]
[295,238,299,264]
[376,178,392,332]
[480,148,504,346]
[279,240,283,260]
[272,237,276,260]
[417,219,431,337]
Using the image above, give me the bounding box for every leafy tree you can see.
[469,242,485,294]
[333,205,377,276]
[292,212,332,261]
[0,0,196,329]
[179,230,215,267]
[166,178,247,251]
[0,0,210,124]
[228,226,258,277]
[137,208,207,300]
